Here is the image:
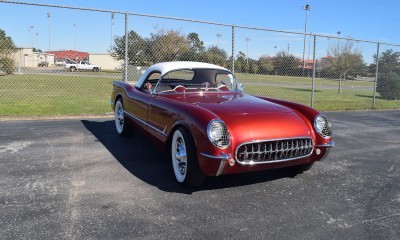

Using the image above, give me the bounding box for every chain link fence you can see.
[1,1,399,117]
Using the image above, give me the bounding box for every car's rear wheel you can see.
[171,128,204,187]
[93,67,99,72]
[70,67,76,72]
[114,99,133,137]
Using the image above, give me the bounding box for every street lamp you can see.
[302,4,310,76]
[245,37,251,72]
[337,31,341,53]
[28,26,34,48]
[73,23,76,50]
[47,12,51,51]
[216,33,222,46]
[36,32,39,50]
[111,13,115,49]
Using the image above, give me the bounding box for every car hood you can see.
[161,92,311,142]
[164,92,293,115]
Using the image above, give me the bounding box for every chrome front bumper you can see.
[200,152,229,176]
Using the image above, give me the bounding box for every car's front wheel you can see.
[93,67,99,72]
[114,99,133,137]
[171,128,204,187]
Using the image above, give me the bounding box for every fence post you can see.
[124,12,128,82]
[372,42,380,110]
[231,25,235,74]
[311,34,316,108]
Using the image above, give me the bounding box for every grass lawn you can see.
[0,73,398,117]
[0,74,114,116]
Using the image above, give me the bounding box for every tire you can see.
[93,67,99,72]
[70,67,76,72]
[171,127,204,187]
[288,162,314,175]
[114,99,133,137]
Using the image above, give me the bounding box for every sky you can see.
[1,0,400,64]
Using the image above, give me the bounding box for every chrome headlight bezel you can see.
[314,114,332,138]
[207,119,230,149]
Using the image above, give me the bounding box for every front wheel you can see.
[114,99,133,137]
[70,67,76,72]
[171,128,204,187]
[93,67,99,72]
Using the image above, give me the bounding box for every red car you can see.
[110,61,334,187]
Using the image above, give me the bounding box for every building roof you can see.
[46,50,89,61]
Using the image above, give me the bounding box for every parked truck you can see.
[65,61,100,72]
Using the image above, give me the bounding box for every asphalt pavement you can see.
[0,111,399,239]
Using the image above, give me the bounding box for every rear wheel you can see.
[114,99,133,137]
[93,67,99,72]
[70,66,76,72]
[171,128,204,187]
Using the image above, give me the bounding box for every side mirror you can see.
[239,83,244,91]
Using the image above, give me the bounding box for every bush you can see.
[0,56,15,74]
[377,71,400,100]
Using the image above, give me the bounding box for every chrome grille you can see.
[236,138,314,164]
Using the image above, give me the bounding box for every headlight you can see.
[207,119,230,149]
[314,114,332,137]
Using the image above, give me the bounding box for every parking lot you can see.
[0,111,399,239]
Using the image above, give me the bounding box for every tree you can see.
[110,30,148,65]
[187,32,205,53]
[149,29,190,63]
[199,46,228,66]
[327,40,366,93]
[376,50,400,100]
[0,29,16,74]
[234,51,247,73]
[257,55,274,75]
[272,51,299,76]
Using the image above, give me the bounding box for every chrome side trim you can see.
[123,110,168,137]
[316,141,335,148]
[235,137,314,165]
[200,152,229,176]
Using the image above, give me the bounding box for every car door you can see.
[147,94,175,142]
[124,87,152,132]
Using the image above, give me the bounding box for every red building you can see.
[46,50,89,62]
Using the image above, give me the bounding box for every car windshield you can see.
[155,68,238,94]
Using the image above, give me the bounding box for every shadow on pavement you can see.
[82,120,297,194]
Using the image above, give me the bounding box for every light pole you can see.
[216,33,222,46]
[47,12,51,51]
[28,26,34,48]
[302,4,310,76]
[111,13,115,49]
[73,23,76,50]
[36,32,39,50]
[337,31,341,52]
[245,37,251,72]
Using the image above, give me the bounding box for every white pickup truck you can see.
[65,61,100,72]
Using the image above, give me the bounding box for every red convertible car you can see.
[110,61,334,187]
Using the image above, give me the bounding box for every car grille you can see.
[236,137,314,164]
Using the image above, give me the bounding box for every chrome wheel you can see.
[114,100,124,134]
[171,130,187,183]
